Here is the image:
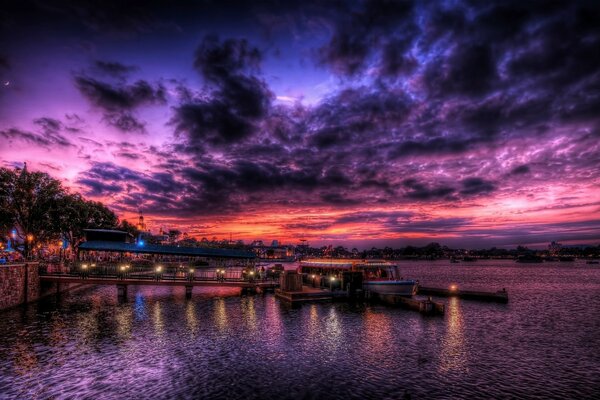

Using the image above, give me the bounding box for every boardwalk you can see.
[40,274,279,289]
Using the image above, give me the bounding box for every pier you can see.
[417,285,509,303]
[39,274,279,300]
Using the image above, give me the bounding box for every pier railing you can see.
[38,262,280,283]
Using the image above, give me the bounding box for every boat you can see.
[586,260,599,265]
[558,256,575,262]
[299,259,417,296]
[462,256,477,262]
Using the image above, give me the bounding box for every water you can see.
[1,260,600,399]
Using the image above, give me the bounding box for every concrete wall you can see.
[0,262,40,310]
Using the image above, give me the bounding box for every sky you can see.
[1,0,600,249]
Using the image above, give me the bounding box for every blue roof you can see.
[78,241,255,259]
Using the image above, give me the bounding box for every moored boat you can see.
[299,259,417,296]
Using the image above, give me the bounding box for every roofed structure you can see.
[78,241,255,259]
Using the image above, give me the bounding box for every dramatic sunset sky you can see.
[1,1,599,248]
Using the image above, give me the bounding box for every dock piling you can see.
[116,284,128,302]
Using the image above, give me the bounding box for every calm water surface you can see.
[1,260,600,399]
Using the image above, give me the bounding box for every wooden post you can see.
[117,284,128,301]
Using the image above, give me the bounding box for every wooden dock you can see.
[372,293,445,315]
[417,286,508,303]
[275,286,334,303]
[39,275,278,289]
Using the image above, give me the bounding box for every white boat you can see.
[299,259,417,297]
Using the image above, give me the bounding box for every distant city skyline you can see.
[1,1,599,248]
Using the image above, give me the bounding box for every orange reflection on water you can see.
[186,301,198,334]
[213,298,228,333]
[11,330,38,376]
[116,306,134,340]
[241,297,258,332]
[363,309,392,356]
[439,297,468,374]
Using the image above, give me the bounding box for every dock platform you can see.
[275,286,334,303]
[418,286,508,303]
[374,293,445,315]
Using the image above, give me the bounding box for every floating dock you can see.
[275,286,334,303]
[417,286,508,303]
[370,292,445,315]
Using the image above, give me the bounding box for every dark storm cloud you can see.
[306,87,412,150]
[75,76,165,111]
[399,177,496,201]
[1,118,74,148]
[388,137,471,159]
[402,179,455,201]
[77,161,186,206]
[33,117,62,133]
[74,75,164,133]
[94,60,139,78]
[172,36,272,148]
[82,162,140,182]
[320,193,360,205]
[103,112,146,134]
[460,178,495,196]
[193,35,261,83]
[317,0,417,76]
[77,178,123,196]
[511,165,531,175]
[384,217,471,233]
[335,211,413,224]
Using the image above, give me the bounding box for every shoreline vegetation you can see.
[1,166,599,262]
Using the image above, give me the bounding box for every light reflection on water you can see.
[153,301,164,337]
[1,261,600,399]
[439,297,467,374]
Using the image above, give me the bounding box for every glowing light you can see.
[120,266,126,271]
[330,276,336,281]
[450,284,458,291]
[156,266,162,273]
[138,240,145,246]
[249,271,255,275]
[26,234,34,242]
[311,274,316,279]
[189,268,195,274]
[91,264,96,267]
[81,264,88,270]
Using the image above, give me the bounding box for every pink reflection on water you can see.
[439,297,468,374]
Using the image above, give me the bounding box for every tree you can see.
[0,166,64,257]
[55,194,118,251]
[118,220,140,238]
